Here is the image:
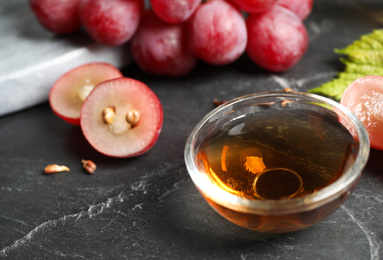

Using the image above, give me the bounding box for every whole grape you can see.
[29,0,81,34]
[187,0,247,66]
[150,0,202,24]
[246,6,308,72]
[130,10,197,77]
[228,0,280,13]
[278,0,314,20]
[79,0,144,46]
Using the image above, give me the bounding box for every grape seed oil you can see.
[197,102,357,201]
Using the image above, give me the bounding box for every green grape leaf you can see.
[308,29,383,100]
[308,72,366,100]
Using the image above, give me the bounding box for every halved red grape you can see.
[49,63,123,125]
[80,77,163,157]
[340,75,383,150]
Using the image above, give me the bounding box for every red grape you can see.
[49,63,123,125]
[78,0,144,46]
[130,10,197,77]
[29,0,81,34]
[150,0,202,24]
[81,77,163,158]
[278,0,314,20]
[187,0,247,66]
[228,0,280,13]
[246,6,308,72]
[340,75,383,150]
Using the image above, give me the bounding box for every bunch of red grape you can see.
[30,0,313,76]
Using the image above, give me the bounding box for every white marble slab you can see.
[0,0,132,116]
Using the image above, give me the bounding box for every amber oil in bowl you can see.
[184,91,370,233]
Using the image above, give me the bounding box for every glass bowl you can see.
[184,91,370,233]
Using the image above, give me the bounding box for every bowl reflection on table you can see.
[184,91,370,233]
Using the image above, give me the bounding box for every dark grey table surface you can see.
[1,0,383,259]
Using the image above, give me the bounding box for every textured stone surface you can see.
[1,0,383,259]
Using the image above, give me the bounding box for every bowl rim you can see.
[184,91,370,215]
